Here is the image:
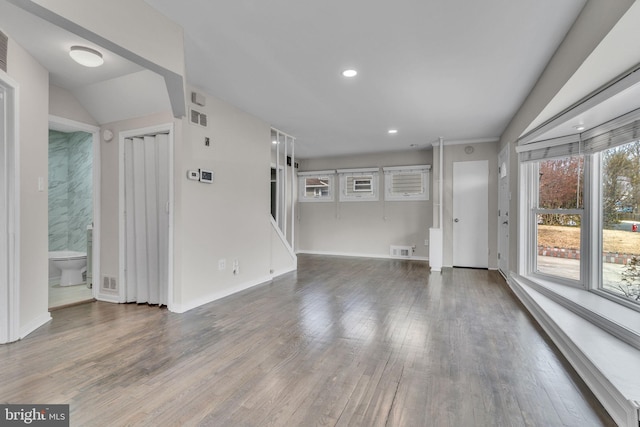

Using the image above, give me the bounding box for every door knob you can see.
[454,218,459,223]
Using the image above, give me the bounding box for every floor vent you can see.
[390,245,413,258]
[101,275,117,291]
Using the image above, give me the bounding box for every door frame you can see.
[48,115,101,304]
[118,124,174,310]
[0,71,19,344]
[452,159,489,268]
[497,144,510,277]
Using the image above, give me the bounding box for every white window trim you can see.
[383,165,430,201]
[519,160,640,346]
[337,167,379,202]
[298,170,335,202]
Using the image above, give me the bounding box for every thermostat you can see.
[199,169,214,183]
[187,170,200,181]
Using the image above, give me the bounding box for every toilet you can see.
[49,251,87,286]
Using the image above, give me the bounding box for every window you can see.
[535,156,584,282]
[519,113,640,309]
[298,170,335,202]
[600,141,640,303]
[353,178,372,192]
[337,168,379,201]
[383,165,430,201]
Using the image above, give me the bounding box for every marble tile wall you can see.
[48,130,93,252]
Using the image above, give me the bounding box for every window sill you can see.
[509,274,640,427]
[524,275,640,348]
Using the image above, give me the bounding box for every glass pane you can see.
[601,141,640,304]
[538,156,584,209]
[537,213,580,281]
[353,177,372,192]
[305,177,330,198]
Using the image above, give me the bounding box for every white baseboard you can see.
[296,250,428,262]
[508,276,640,427]
[19,312,52,339]
[271,265,297,279]
[172,275,273,314]
[95,294,120,304]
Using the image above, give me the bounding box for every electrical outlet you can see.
[424,239,429,246]
[232,259,239,275]
[218,259,226,271]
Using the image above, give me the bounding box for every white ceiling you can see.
[146,0,587,158]
[0,1,141,88]
[8,0,637,158]
[0,0,171,125]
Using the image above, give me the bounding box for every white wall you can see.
[297,150,432,259]
[175,86,282,311]
[49,84,98,125]
[6,37,51,335]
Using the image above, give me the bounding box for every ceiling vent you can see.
[190,108,208,127]
[0,31,7,72]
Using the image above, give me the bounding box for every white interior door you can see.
[124,133,170,306]
[498,145,510,276]
[453,160,489,268]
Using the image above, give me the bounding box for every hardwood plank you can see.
[0,255,616,426]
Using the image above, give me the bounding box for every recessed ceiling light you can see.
[388,129,398,134]
[272,140,278,144]
[573,124,586,131]
[342,69,357,78]
[69,46,104,67]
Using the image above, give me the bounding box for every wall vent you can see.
[191,91,206,106]
[0,30,7,72]
[190,108,208,127]
[101,275,117,291]
[390,245,413,258]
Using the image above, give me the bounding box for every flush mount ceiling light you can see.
[573,124,586,131]
[69,46,104,67]
[342,69,357,77]
[388,129,398,134]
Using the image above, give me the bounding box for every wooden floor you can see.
[1,255,614,426]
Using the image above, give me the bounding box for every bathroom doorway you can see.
[47,116,100,309]
[0,73,19,343]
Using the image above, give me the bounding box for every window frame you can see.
[528,154,588,288]
[382,165,430,201]
[519,149,640,313]
[337,168,379,202]
[298,170,335,202]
